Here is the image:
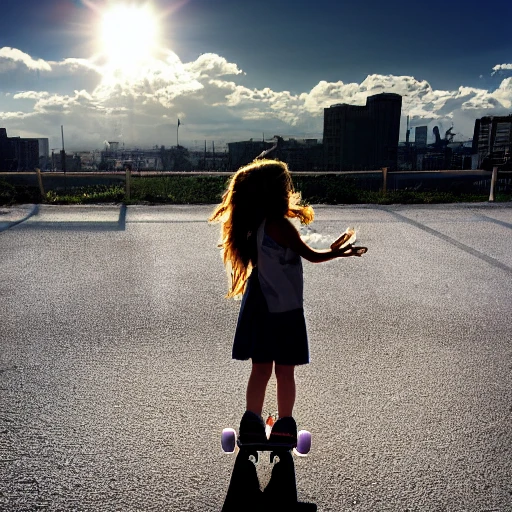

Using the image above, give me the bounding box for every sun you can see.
[99,3,160,73]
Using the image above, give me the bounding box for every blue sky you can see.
[1,0,511,150]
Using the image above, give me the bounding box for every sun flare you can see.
[100,3,160,73]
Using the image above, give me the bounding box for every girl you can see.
[209,159,366,444]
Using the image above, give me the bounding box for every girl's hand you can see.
[337,244,367,257]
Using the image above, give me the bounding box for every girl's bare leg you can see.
[275,364,296,418]
[246,362,273,416]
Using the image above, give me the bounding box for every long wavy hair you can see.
[209,159,314,298]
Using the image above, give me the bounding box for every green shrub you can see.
[45,185,125,204]
[0,180,40,205]
[293,175,364,204]
[1,173,510,205]
[130,176,227,204]
[0,180,16,205]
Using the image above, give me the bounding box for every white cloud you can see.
[491,63,512,75]
[184,53,243,78]
[56,58,100,73]
[1,47,512,149]
[489,77,512,110]
[13,91,50,100]
[0,47,52,71]
[0,110,31,120]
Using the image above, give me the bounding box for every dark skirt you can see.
[232,269,309,365]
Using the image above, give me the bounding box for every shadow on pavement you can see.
[222,449,317,511]
[4,204,128,232]
[0,204,39,233]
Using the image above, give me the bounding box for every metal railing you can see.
[2,167,511,203]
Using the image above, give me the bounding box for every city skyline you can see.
[0,0,511,151]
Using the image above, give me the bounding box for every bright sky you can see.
[1,0,511,150]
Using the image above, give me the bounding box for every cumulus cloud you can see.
[491,63,512,75]
[55,58,100,73]
[0,47,52,71]
[184,53,243,78]
[0,111,31,120]
[13,91,50,100]
[1,46,511,149]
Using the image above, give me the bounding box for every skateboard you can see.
[222,415,317,511]
[221,415,312,457]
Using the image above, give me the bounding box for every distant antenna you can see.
[61,125,66,173]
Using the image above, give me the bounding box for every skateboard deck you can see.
[222,415,311,455]
[222,415,316,511]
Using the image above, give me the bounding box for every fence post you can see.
[35,168,45,198]
[125,168,131,200]
[382,167,388,194]
[489,166,498,202]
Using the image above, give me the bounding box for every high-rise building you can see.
[38,138,50,170]
[0,128,14,171]
[366,93,402,170]
[12,137,40,170]
[323,93,402,171]
[323,103,369,171]
[38,138,49,158]
[0,128,40,171]
[472,115,512,169]
[415,126,428,149]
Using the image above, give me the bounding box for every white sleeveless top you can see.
[256,220,304,313]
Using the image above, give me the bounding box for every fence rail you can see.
[1,168,511,203]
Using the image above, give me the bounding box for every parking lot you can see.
[1,203,511,511]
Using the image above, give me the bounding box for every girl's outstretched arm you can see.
[266,218,367,264]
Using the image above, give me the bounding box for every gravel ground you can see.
[1,203,511,511]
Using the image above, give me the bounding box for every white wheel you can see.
[221,428,237,453]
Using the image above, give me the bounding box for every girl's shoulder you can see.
[264,217,298,249]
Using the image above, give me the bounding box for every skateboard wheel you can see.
[295,430,311,455]
[221,428,236,453]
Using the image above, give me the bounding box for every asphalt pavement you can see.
[1,203,511,511]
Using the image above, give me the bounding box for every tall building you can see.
[472,115,512,169]
[38,138,50,170]
[366,93,402,170]
[415,126,428,149]
[0,128,15,171]
[323,93,402,171]
[323,104,369,171]
[0,128,40,171]
[38,138,49,158]
[12,137,40,170]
